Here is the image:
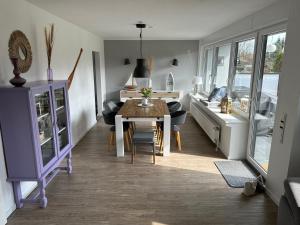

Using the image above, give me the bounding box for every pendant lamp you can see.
[133,23,149,78]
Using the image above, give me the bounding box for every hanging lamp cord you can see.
[140,27,143,58]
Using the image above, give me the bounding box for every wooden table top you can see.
[117,99,170,118]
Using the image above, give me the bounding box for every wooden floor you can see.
[7,115,277,225]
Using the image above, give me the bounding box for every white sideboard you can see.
[120,90,183,102]
[190,94,249,160]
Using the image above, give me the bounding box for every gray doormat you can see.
[214,160,256,188]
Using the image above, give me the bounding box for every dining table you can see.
[115,99,171,157]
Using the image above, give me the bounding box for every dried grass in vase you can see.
[45,24,54,67]
[45,24,54,80]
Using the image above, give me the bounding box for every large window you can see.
[200,25,286,111]
[212,44,231,90]
[203,48,214,93]
[202,44,231,94]
[231,38,256,113]
[199,23,287,177]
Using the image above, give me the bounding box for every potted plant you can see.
[140,87,152,106]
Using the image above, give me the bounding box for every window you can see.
[199,24,285,116]
[203,48,214,93]
[198,23,287,177]
[202,44,231,95]
[212,44,231,90]
[231,38,256,113]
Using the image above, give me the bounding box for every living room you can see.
[0,0,300,224]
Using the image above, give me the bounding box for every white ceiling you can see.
[27,0,279,40]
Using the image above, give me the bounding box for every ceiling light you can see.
[133,23,149,78]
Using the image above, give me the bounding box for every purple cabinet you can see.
[0,80,72,208]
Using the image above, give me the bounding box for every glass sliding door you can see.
[249,31,286,172]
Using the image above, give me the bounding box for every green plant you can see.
[140,87,152,98]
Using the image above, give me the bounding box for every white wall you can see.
[0,0,106,222]
[200,0,289,45]
[266,0,300,204]
[104,40,199,109]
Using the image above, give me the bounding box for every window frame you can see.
[201,45,215,96]
[213,42,233,93]
[201,40,232,96]
[228,33,258,118]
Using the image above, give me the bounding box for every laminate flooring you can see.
[7,115,277,225]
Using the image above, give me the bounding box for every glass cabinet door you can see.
[53,87,69,152]
[35,91,56,167]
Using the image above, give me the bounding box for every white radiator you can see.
[190,102,220,147]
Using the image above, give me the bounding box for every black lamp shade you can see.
[124,58,130,65]
[172,58,178,66]
[133,58,149,78]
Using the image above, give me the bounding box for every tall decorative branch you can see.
[67,48,83,90]
[45,24,54,69]
[147,57,153,76]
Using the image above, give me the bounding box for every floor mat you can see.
[214,160,256,188]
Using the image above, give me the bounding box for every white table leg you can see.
[163,115,171,156]
[115,115,124,157]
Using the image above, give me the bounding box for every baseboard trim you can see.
[5,203,15,220]
[265,187,280,206]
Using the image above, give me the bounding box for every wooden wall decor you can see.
[147,57,153,75]
[8,30,32,73]
[45,24,55,81]
[67,48,83,89]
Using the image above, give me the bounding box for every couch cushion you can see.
[278,196,297,225]
[290,180,300,207]
[284,178,300,224]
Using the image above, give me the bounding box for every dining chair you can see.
[167,101,182,114]
[155,101,181,143]
[131,131,156,164]
[157,110,187,152]
[102,110,131,151]
[105,100,135,135]
[106,100,124,112]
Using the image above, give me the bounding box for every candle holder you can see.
[9,57,26,87]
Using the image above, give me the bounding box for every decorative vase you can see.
[166,72,174,91]
[142,97,149,106]
[220,95,232,114]
[9,58,26,87]
[47,67,53,81]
